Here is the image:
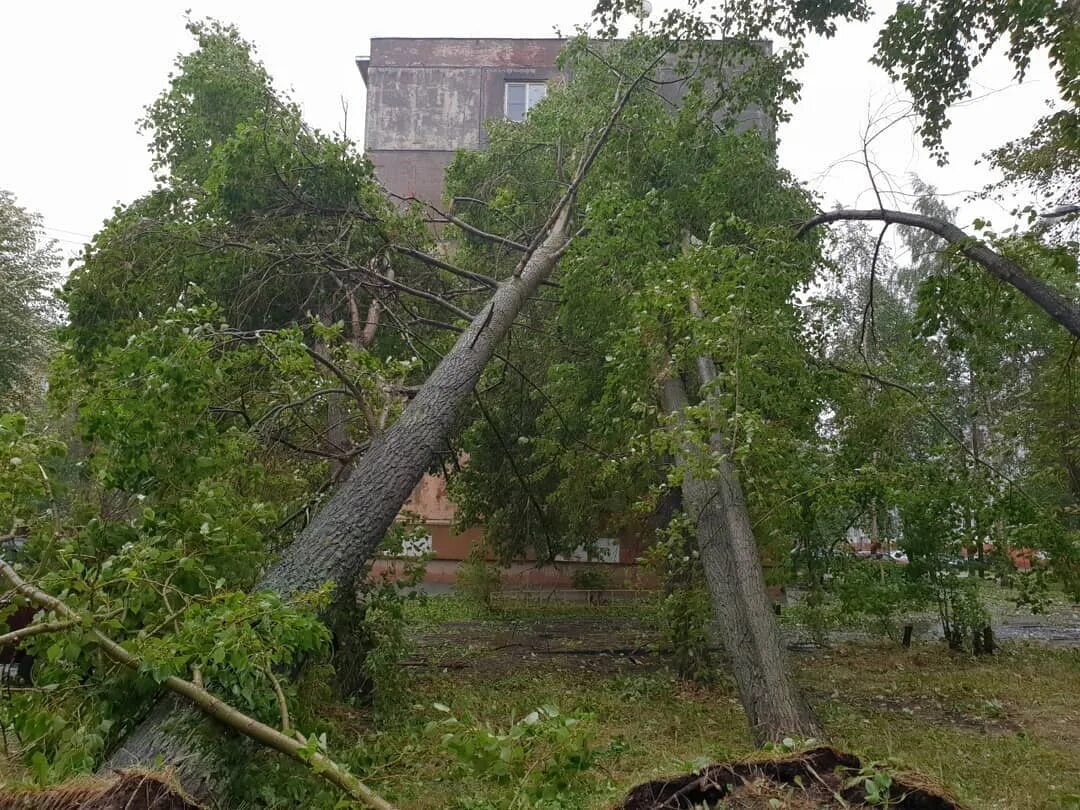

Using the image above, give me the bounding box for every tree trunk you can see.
[659,372,820,744]
[869,498,880,552]
[102,210,572,780]
[260,215,568,599]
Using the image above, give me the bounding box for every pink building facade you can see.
[370,472,655,591]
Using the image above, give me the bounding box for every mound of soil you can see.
[0,770,202,810]
[617,747,961,809]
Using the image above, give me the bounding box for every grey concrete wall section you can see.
[365,39,567,200]
[365,39,566,154]
[370,37,565,69]
[362,37,775,204]
[369,149,455,205]
[366,67,484,151]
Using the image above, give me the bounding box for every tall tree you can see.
[0,190,60,409]
[444,33,847,741]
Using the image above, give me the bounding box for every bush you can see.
[571,565,610,592]
[935,574,991,652]
[782,589,844,646]
[831,557,926,642]
[641,513,716,682]
[351,522,430,719]
[455,543,502,610]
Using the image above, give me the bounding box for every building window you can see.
[505,81,547,122]
[556,538,621,564]
[399,534,434,558]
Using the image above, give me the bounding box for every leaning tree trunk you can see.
[797,208,1080,338]
[660,366,820,745]
[260,215,568,599]
[103,50,663,786]
[103,210,573,783]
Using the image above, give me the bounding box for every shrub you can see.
[352,522,430,719]
[571,565,610,592]
[641,513,716,682]
[831,557,926,642]
[455,543,502,610]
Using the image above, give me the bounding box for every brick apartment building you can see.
[358,37,766,591]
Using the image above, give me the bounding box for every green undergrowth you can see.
[311,641,1080,809]
[405,593,659,626]
[4,625,1077,808]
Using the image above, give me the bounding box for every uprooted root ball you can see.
[617,746,961,809]
[0,770,202,810]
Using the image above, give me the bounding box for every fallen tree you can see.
[98,43,668,786]
[797,208,1080,338]
[0,560,397,810]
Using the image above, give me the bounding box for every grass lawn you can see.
[306,596,1080,810]
[2,596,1078,809]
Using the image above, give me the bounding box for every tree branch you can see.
[339,261,476,321]
[265,665,291,735]
[0,559,396,810]
[797,208,1080,337]
[0,619,78,647]
[389,245,499,289]
[253,388,353,430]
[392,198,528,252]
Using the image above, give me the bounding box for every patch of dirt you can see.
[616,747,962,809]
[411,604,1080,679]
[409,617,660,674]
[0,770,201,810]
[813,689,1022,735]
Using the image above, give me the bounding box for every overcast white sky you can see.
[0,1,1058,260]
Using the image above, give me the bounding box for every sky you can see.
[0,1,1059,261]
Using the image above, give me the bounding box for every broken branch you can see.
[0,559,397,810]
[797,207,1080,337]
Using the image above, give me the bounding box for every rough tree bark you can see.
[660,369,820,744]
[797,208,1080,338]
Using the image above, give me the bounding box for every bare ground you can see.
[408,616,659,674]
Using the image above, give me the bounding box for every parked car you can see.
[1,535,34,683]
[885,549,909,565]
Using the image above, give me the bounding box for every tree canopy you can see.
[2,3,1080,807]
[0,190,60,410]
